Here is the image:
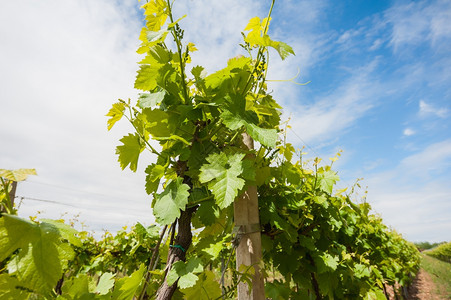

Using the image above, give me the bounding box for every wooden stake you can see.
[234,133,264,299]
[9,181,17,210]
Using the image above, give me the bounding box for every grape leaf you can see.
[95,273,115,295]
[134,64,161,91]
[245,123,277,148]
[146,29,168,46]
[0,214,39,261]
[167,257,204,289]
[180,271,222,300]
[62,274,90,299]
[106,102,126,131]
[317,170,339,194]
[199,152,245,209]
[112,264,146,300]
[40,219,82,247]
[145,164,165,194]
[0,274,29,300]
[241,159,256,181]
[7,222,75,295]
[271,41,295,60]
[138,90,166,108]
[220,110,246,130]
[0,169,37,182]
[220,94,277,147]
[193,200,220,227]
[143,109,171,138]
[265,280,291,300]
[116,133,145,172]
[153,178,190,225]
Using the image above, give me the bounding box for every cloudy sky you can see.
[1,0,450,242]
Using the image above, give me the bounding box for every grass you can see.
[421,253,451,298]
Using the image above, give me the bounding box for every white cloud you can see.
[365,139,451,242]
[400,139,451,174]
[386,0,451,51]
[419,100,449,118]
[0,1,326,234]
[0,0,152,232]
[403,128,415,136]
[282,61,378,147]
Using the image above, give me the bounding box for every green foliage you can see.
[0,1,422,299]
[0,214,80,297]
[415,241,445,251]
[166,257,203,288]
[0,168,36,214]
[0,216,160,299]
[199,152,246,209]
[426,241,451,263]
[153,177,190,225]
[116,133,145,172]
[180,270,222,299]
[104,1,421,298]
[0,168,37,182]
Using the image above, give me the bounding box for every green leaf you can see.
[221,110,246,130]
[134,64,161,91]
[364,289,387,300]
[354,263,371,279]
[138,90,166,108]
[0,274,29,300]
[63,274,90,299]
[241,159,256,181]
[106,102,126,131]
[245,123,277,148]
[153,178,190,225]
[149,45,171,64]
[177,273,199,289]
[315,253,339,274]
[116,133,145,172]
[255,166,271,186]
[265,280,292,300]
[271,41,295,60]
[0,169,37,182]
[146,29,168,46]
[7,222,75,295]
[112,264,145,300]
[0,214,39,261]
[95,273,115,295]
[180,271,222,300]
[196,235,225,260]
[143,109,171,138]
[322,253,339,271]
[167,258,204,289]
[145,164,165,194]
[194,200,220,227]
[317,170,339,194]
[199,152,246,209]
[40,219,82,247]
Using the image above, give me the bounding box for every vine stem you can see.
[124,108,160,157]
[166,0,190,105]
[138,224,168,300]
[241,0,276,95]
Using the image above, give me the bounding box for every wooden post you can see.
[234,133,265,300]
[9,181,17,209]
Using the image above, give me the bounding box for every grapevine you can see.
[0,1,421,299]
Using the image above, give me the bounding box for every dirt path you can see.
[406,269,445,299]
[385,269,447,300]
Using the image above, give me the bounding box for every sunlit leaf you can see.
[153,177,190,225]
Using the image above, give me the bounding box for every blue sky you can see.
[1,0,450,242]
